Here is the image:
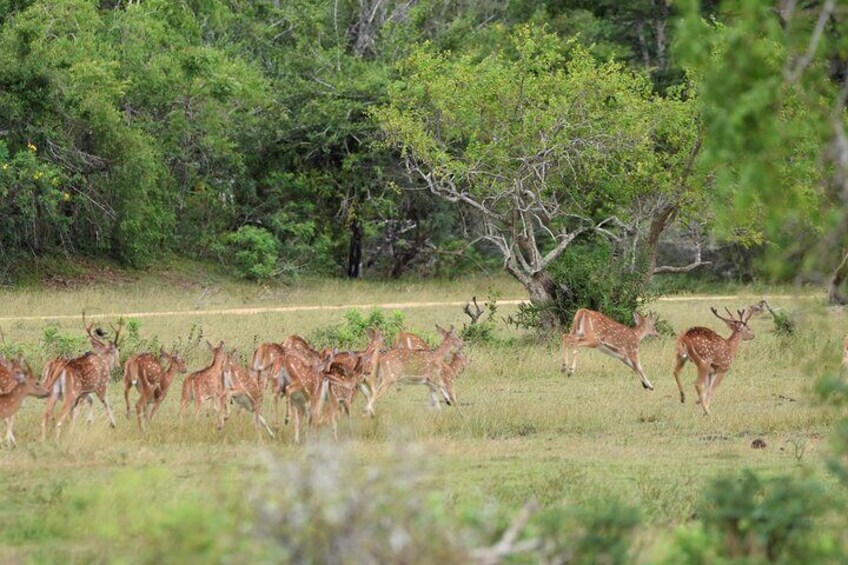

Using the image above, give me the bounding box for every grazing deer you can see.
[365,324,464,414]
[672,307,755,415]
[124,347,188,431]
[394,332,430,351]
[179,341,227,421]
[41,314,123,439]
[0,368,49,447]
[561,309,658,390]
[218,352,275,438]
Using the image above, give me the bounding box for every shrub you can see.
[508,241,659,331]
[666,470,842,563]
[534,500,642,564]
[217,226,280,280]
[309,308,405,350]
[459,292,501,345]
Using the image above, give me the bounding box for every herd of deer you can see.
[0,315,469,446]
[0,299,818,448]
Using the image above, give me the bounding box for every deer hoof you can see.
[679,394,685,404]
[642,383,654,391]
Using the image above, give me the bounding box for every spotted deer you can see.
[365,324,464,415]
[327,328,385,416]
[179,341,228,421]
[41,314,123,439]
[672,307,755,415]
[393,332,430,351]
[561,309,658,390]
[219,352,275,438]
[124,347,188,431]
[0,367,49,447]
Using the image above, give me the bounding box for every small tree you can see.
[375,27,676,327]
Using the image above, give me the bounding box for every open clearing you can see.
[0,277,844,562]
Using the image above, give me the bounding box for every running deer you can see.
[179,341,228,421]
[394,332,430,351]
[327,328,385,416]
[561,309,658,390]
[0,367,49,447]
[673,307,755,415]
[365,324,464,415]
[124,347,188,431]
[41,314,123,439]
[274,350,348,443]
[218,352,275,438]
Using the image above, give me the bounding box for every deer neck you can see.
[434,338,453,360]
[725,330,743,359]
[0,384,29,416]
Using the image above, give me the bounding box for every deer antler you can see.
[463,297,484,325]
[82,311,106,345]
[110,317,125,346]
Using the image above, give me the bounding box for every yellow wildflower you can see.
[63,192,71,201]
[27,142,36,152]
[1,164,7,171]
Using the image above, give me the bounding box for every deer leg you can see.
[135,395,147,432]
[694,366,711,416]
[96,389,116,428]
[428,383,442,410]
[627,353,654,391]
[124,381,132,419]
[85,395,95,426]
[704,371,727,412]
[292,406,301,445]
[561,333,573,373]
[54,394,78,439]
[672,354,688,403]
[6,417,16,448]
[41,393,60,441]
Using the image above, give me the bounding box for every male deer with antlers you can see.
[41,314,123,439]
[561,309,658,390]
[673,307,755,415]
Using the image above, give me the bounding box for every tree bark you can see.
[524,271,562,330]
[347,219,363,279]
[827,249,848,305]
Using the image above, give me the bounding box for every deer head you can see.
[634,312,660,339]
[711,307,755,340]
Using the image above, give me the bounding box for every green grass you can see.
[0,277,844,562]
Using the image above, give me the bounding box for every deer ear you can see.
[633,312,641,324]
[435,324,447,337]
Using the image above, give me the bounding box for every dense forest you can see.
[2,1,848,320]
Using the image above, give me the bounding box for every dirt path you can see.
[0,294,816,323]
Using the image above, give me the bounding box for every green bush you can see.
[459,292,501,345]
[508,241,658,330]
[665,470,843,563]
[535,500,642,564]
[217,226,280,280]
[309,308,405,350]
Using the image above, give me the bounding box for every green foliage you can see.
[39,325,88,358]
[535,500,642,564]
[459,292,501,345]
[676,0,836,270]
[217,226,280,280]
[509,242,657,330]
[309,308,405,350]
[667,470,842,563]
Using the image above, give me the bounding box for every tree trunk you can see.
[827,249,848,304]
[525,271,562,330]
[347,219,362,279]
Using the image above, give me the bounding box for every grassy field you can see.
[0,275,845,562]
